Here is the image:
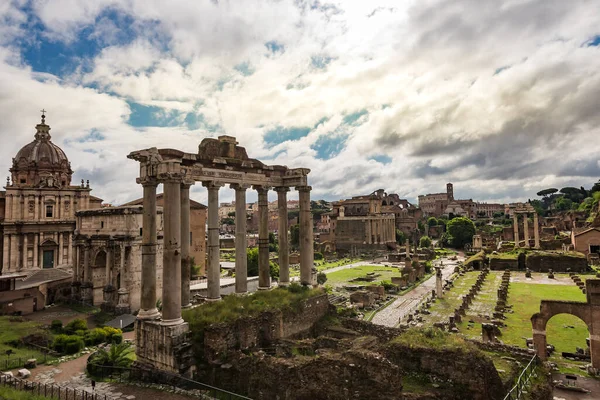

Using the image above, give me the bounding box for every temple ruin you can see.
[127,135,314,374]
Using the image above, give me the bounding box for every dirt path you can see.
[370,255,461,327]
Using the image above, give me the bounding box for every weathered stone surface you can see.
[349,291,377,307]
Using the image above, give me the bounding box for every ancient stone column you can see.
[298,186,314,286]
[204,182,222,301]
[405,239,410,258]
[533,213,540,249]
[119,244,126,288]
[256,186,271,290]
[105,243,113,285]
[58,233,64,266]
[22,234,28,270]
[2,235,9,271]
[67,233,72,267]
[162,178,183,325]
[276,187,290,286]
[232,184,249,293]
[138,179,160,320]
[10,234,18,270]
[83,245,91,282]
[523,215,530,248]
[513,214,519,248]
[532,329,547,360]
[180,182,192,308]
[436,267,443,298]
[365,219,371,244]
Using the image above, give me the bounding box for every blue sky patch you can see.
[77,129,106,142]
[264,126,311,148]
[370,154,392,164]
[127,101,184,127]
[311,54,333,69]
[586,35,600,47]
[265,40,285,54]
[313,116,329,129]
[233,61,255,76]
[343,109,368,126]
[311,134,349,160]
[184,112,220,132]
[494,65,511,75]
[19,7,140,77]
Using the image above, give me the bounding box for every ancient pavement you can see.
[370,254,464,327]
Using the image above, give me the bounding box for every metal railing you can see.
[2,353,49,370]
[90,364,252,400]
[0,372,111,400]
[503,355,540,400]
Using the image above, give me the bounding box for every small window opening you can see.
[45,205,53,218]
[139,228,143,236]
[20,179,26,184]
[101,221,104,229]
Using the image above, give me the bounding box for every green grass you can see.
[315,258,360,272]
[0,317,51,363]
[325,265,402,286]
[421,272,480,325]
[0,385,58,400]
[392,327,477,352]
[489,252,519,260]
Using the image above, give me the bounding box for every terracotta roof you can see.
[573,227,600,237]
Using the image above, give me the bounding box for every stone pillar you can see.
[22,234,28,270]
[204,182,222,301]
[180,182,192,308]
[83,245,91,282]
[256,186,271,290]
[276,187,290,286]
[33,234,38,269]
[116,244,131,315]
[513,214,519,248]
[34,197,39,222]
[138,180,160,320]
[299,186,314,285]
[105,244,112,285]
[58,232,64,266]
[10,234,18,271]
[74,245,80,281]
[67,233,72,267]
[365,219,371,244]
[533,213,540,249]
[405,239,410,258]
[436,267,443,298]
[2,235,9,272]
[523,215,530,248]
[233,184,249,293]
[532,329,547,360]
[162,178,183,325]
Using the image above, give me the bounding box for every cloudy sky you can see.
[1,0,599,206]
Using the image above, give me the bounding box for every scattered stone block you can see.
[24,359,37,369]
[17,369,31,378]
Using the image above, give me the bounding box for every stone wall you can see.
[526,253,588,272]
[489,257,518,270]
[202,294,330,363]
[384,342,505,400]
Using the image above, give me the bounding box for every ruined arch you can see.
[94,249,107,268]
[531,299,597,367]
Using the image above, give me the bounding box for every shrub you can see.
[50,320,63,333]
[316,272,328,285]
[424,261,433,274]
[419,236,432,248]
[103,327,122,343]
[269,261,280,279]
[84,328,107,346]
[64,318,88,334]
[53,334,84,354]
[87,342,135,377]
[314,252,324,260]
[380,280,396,291]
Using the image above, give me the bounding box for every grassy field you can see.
[0,316,50,363]
[315,258,360,272]
[325,265,402,286]
[422,272,480,325]
[0,385,57,400]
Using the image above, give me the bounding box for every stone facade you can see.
[571,227,600,256]
[0,114,101,308]
[418,182,503,218]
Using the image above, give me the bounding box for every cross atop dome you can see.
[40,109,46,124]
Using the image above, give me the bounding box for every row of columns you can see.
[137,178,313,325]
[365,217,395,244]
[2,232,72,270]
[513,213,540,248]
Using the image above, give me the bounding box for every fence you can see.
[0,372,112,400]
[503,355,540,400]
[91,364,252,400]
[2,353,49,370]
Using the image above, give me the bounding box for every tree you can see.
[269,232,278,252]
[87,342,135,377]
[419,236,432,248]
[395,229,406,245]
[316,272,328,285]
[227,211,236,217]
[290,224,300,249]
[446,217,476,248]
[221,217,235,225]
[427,217,438,227]
[492,211,505,219]
[554,196,574,211]
[537,188,558,197]
[559,187,586,203]
[247,247,259,276]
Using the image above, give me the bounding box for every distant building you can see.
[419,183,503,218]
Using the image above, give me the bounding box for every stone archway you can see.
[92,249,107,304]
[531,279,600,369]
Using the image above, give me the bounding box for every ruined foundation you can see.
[135,320,194,377]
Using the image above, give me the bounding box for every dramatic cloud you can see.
[0,0,599,206]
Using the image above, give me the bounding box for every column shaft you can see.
[33,234,38,268]
[180,184,192,308]
[67,233,72,267]
[74,245,80,282]
[257,187,270,290]
[162,180,183,324]
[206,183,222,300]
[10,234,18,271]
[365,219,371,244]
[58,233,64,266]
[513,215,519,248]
[234,185,248,293]
[83,246,91,282]
[105,245,112,285]
[3,235,10,271]
[138,182,159,319]
[299,186,314,285]
[534,213,540,249]
[523,215,530,248]
[276,188,290,286]
[120,244,126,289]
[22,234,28,270]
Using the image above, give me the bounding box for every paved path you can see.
[323,261,373,275]
[370,255,462,327]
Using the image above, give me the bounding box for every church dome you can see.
[10,113,73,188]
